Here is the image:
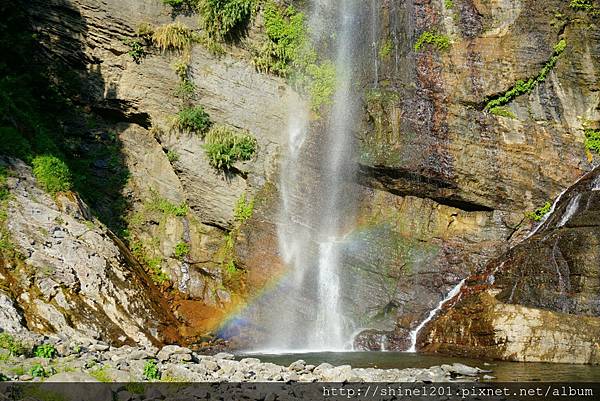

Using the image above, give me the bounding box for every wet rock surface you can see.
[421,168,600,363]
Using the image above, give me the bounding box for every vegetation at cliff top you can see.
[584,129,600,155]
[198,0,257,42]
[253,1,336,112]
[444,0,454,8]
[152,22,195,53]
[526,201,552,222]
[173,105,212,135]
[203,125,257,170]
[414,31,451,52]
[485,39,567,111]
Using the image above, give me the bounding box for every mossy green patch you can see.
[414,31,450,52]
[584,129,600,155]
[485,39,567,111]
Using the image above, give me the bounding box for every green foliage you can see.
[444,0,454,8]
[34,344,57,359]
[570,0,593,11]
[379,39,394,59]
[489,106,516,119]
[123,38,146,63]
[152,22,195,52]
[167,150,180,163]
[203,125,257,170]
[584,129,600,154]
[0,333,27,356]
[225,260,238,274]
[253,1,306,76]
[174,241,190,260]
[305,61,337,111]
[198,0,256,42]
[485,39,567,111]
[30,364,53,378]
[32,155,73,195]
[173,106,211,135]
[414,31,450,52]
[253,1,336,112]
[526,201,552,222]
[147,191,188,217]
[0,373,8,381]
[234,193,254,223]
[143,360,161,381]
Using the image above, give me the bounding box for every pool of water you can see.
[237,352,600,382]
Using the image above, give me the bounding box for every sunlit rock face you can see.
[10,0,600,361]
[420,167,600,364]
[0,158,179,346]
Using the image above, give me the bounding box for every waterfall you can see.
[557,194,581,228]
[406,279,466,352]
[251,0,370,352]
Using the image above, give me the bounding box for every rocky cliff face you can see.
[420,167,600,363]
[2,0,599,362]
[9,0,290,344]
[0,158,178,346]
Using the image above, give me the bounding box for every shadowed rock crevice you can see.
[357,164,495,212]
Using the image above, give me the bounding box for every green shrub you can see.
[162,0,186,6]
[253,1,306,76]
[198,0,256,42]
[31,155,72,194]
[584,129,600,154]
[34,344,57,359]
[0,373,8,381]
[167,150,179,163]
[143,360,161,381]
[414,31,450,52]
[30,364,52,378]
[444,0,454,8]
[485,39,566,111]
[152,22,195,52]
[526,201,552,222]
[174,241,190,260]
[234,193,254,223]
[173,106,211,134]
[123,38,146,63]
[0,333,27,356]
[203,125,257,170]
